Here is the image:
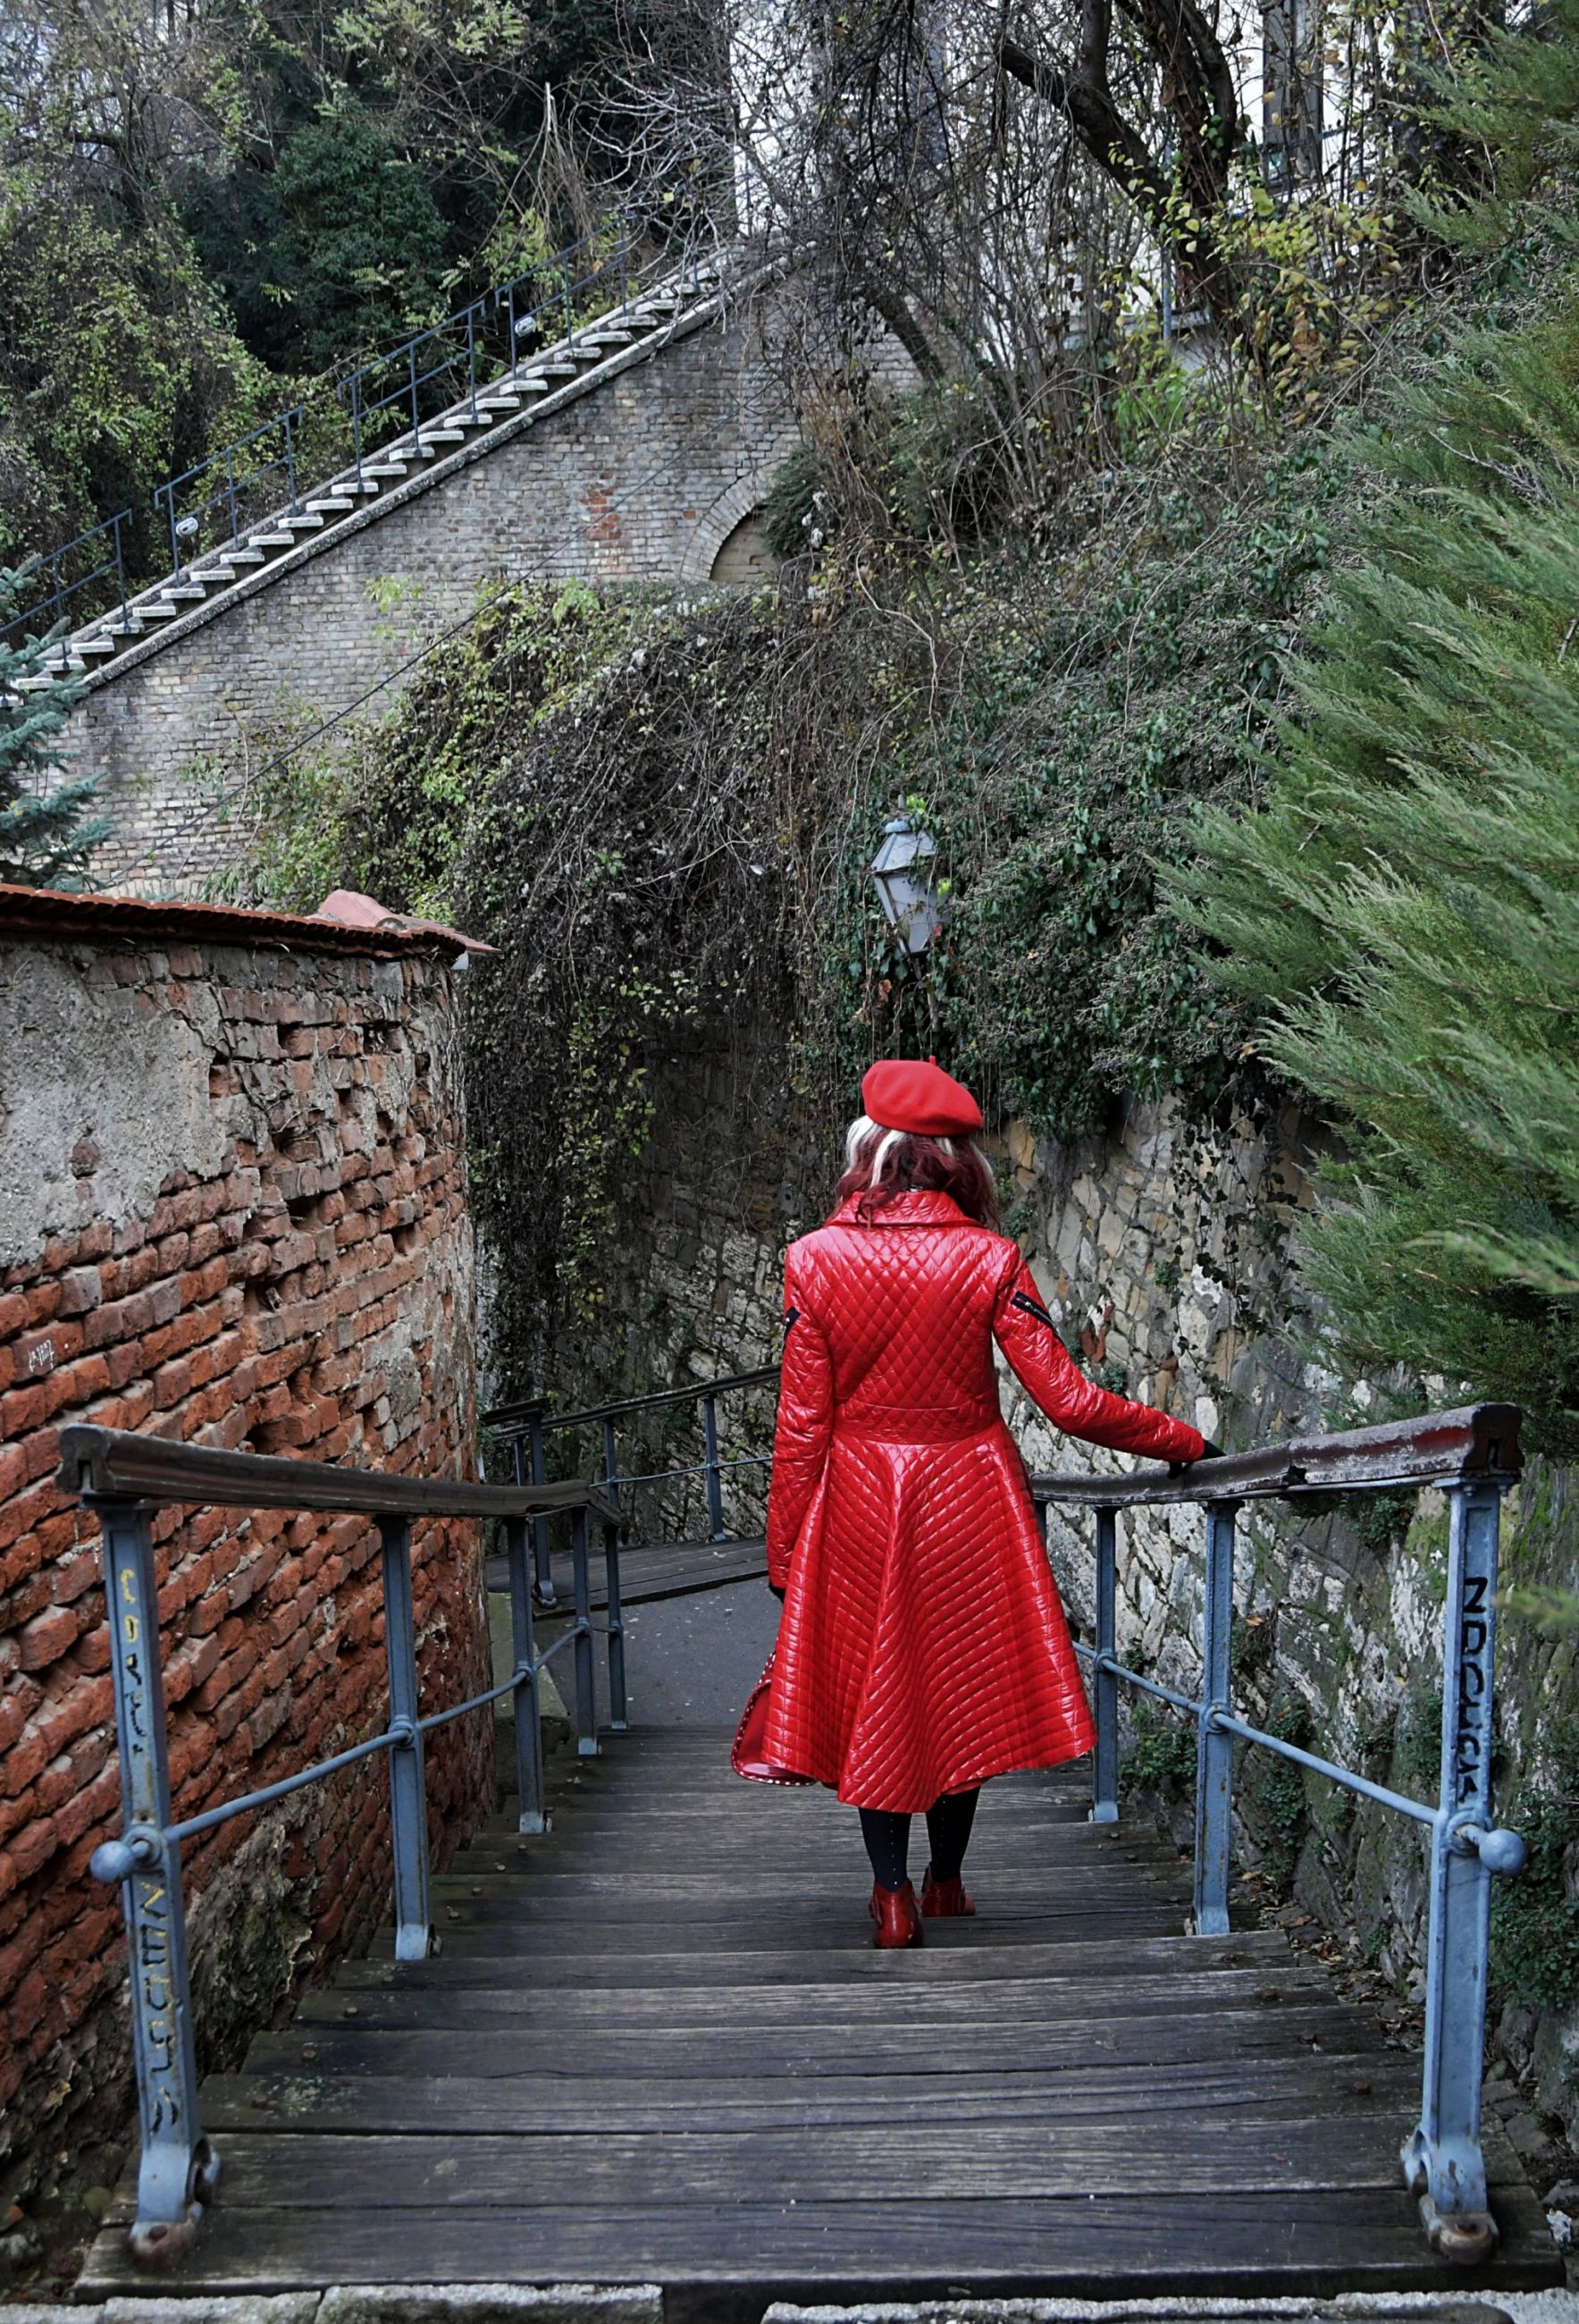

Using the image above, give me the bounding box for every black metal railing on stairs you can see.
[3,215,718,659]
[57,1423,622,2266]
[68,1389,1532,2270]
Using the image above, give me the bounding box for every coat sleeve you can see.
[765,1267,835,1590]
[992,1252,1206,1465]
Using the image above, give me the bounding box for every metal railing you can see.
[497,1375,1530,2262]
[1031,1400,1527,2267]
[56,1423,624,2266]
[155,411,306,580]
[4,512,131,646]
[485,1362,780,1600]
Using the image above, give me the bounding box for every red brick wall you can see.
[0,917,489,2212]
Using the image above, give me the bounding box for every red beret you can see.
[861,1056,983,1138]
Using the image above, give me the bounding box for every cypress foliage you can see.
[1172,55,1579,1446]
[0,570,105,890]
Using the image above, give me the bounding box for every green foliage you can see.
[188,111,449,375]
[1491,1716,1579,2013]
[1241,1697,1315,1888]
[912,442,1340,1136]
[1121,1703,1197,1794]
[1174,284,1579,1450]
[0,568,104,888]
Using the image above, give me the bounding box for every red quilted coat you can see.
[763,1189,1205,1810]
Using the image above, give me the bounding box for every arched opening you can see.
[709,507,777,586]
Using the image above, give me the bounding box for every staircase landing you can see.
[80,1728,1559,2315]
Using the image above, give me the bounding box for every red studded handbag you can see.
[731,1647,813,1785]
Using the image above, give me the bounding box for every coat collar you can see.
[827,1189,971,1230]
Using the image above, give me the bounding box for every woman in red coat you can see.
[762,1057,1215,1949]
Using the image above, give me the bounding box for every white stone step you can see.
[214,548,268,570]
[249,531,298,549]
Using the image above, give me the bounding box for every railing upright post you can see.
[1192,1498,1236,1935]
[571,1506,599,1756]
[1091,1504,1120,1823]
[601,1417,620,1512]
[503,1514,545,1833]
[113,511,128,629]
[528,1417,554,1603]
[162,488,181,580]
[378,1515,433,1960]
[702,1392,726,1540]
[285,411,298,514]
[88,1496,214,2260]
[604,1515,628,1731]
[1402,1477,1507,2261]
[225,446,239,547]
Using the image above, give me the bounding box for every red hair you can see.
[837,1115,999,1228]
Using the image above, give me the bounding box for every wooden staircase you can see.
[79,1729,1560,2311]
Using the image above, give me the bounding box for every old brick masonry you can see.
[0,893,490,2215]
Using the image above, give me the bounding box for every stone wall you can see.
[66,299,795,898]
[0,891,491,2244]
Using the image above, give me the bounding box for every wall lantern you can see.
[869,813,945,955]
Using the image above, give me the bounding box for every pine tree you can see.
[0,568,107,890]
[1171,113,1579,1448]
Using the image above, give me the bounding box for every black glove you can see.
[1169,1439,1224,1475]
[769,1582,785,1603]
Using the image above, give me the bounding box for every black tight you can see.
[859,1788,980,1893]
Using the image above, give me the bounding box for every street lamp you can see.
[869,813,944,955]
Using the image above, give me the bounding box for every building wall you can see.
[0,912,490,2223]
[68,307,795,897]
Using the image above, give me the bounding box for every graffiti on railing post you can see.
[1403,1477,1513,2261]
[88,1497,213,2260]
[377,1514,434,1962]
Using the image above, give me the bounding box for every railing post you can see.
[502,1514,546,1833]
[113,511,128,629]
[529,1415,554,1604]
[87,1496,214,2261]
[571,1506,599,1756]
[1192,1498,1235,1935]
[603,1514,628,1731]
[285,410,298,514]
[378,1516,433,1960]
[702,1392,726,1541]
[1091,1504,1120,1823]
[1402,1478,1508,2262]
[601,1417,620,1514]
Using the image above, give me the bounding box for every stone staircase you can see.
[19,248,734,695]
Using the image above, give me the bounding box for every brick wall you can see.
[0,894,489,2232]
[64,301,797,898]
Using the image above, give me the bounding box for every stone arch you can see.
[680,465,784,585]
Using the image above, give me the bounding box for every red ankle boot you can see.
[869,1880,924,1948]
[920,1865,976,1917]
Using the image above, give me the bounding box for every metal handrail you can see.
[58,1424,626,2267]
[3,512,131,649]
[154,410,306,580]
[484,1364,782,1591]
[1029,1398,1527,2267]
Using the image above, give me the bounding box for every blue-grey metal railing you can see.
[485,1361,780,1601]
[55,1423,623,2267]
[1031,1399,1527,2269]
